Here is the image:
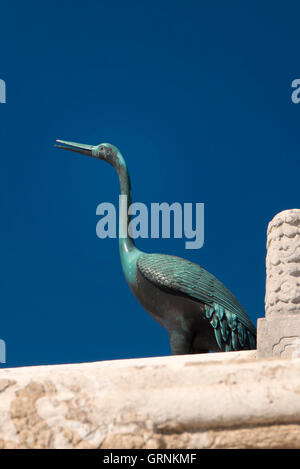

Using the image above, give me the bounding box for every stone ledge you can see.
[1,350,300,449]
[258,316,300,358]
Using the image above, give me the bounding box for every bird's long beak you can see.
[55,139,95,157]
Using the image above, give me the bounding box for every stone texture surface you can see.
[265,209,300,317]
[258,209,300,358]
[1,350,300,449]
[258,316,300,358]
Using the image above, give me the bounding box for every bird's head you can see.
[55,140,119,165]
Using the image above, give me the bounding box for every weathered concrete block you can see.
[258,209,300,358]
[3,351,300,449]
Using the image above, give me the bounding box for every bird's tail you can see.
[205,304,256,352]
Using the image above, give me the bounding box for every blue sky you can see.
[0,1,299,367]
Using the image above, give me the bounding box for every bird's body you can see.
[134,253,256,353]
[56,139,256,354]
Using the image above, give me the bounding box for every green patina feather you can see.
[137,253,256,351]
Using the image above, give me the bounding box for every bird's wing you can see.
[137,253,256,351]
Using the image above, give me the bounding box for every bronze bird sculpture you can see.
[56,140,256,354]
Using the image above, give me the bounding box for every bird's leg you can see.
[169,329,193,355]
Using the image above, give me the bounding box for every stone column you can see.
[257,209,300,358]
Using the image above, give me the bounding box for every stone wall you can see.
[1,350,300,449]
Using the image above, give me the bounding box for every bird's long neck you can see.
[112,151,140,283]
